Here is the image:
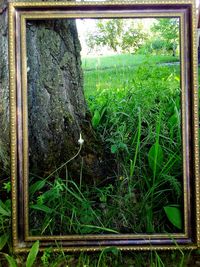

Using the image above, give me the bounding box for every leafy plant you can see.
[26,240,40,267]
[0,199,11,251]
[28,54,183,235]
[164,205,182,230]
[0,240,39,267]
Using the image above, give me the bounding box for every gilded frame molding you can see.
[8,0,199,252]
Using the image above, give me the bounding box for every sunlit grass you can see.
[84,55,180,98]
[82,53,179,71]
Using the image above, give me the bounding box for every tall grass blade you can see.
[0,253,17,267]
[30,204,52,214]
[5,255,17,267]
[26,240,40,267]
[148,143,163,175]
[92,110,101,128]
[29,180,45,196]
[130,108,141,177]
[97,247,119,267]
[154,251,165,267]
[148,110,163,181]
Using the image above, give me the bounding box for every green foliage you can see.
[92,110,101,128]
[83,53,182,233]
[0,234,9,251]
[29,176,120,235]
[0,199,11,252]
[151,18,179,56]
[29,180,46,197]
[97,247,121,267]
[0,200,11,217]
[26,240,40,267]
[3,182,11,194]
[3,253,17,267]
[82,54,178,73]
[41,248,52,266]
[86,19,147,53]
[28,54,182,236]
[87,19,124,52]
[0,241,39,267]
[0,54,188,266]
[148,143,164,175]
[164,206,182,230]
[85,18,179,57]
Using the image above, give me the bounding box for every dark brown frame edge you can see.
[9,1,199,252]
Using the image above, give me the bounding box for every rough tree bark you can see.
[0,0,113,184]
[0,0,10,178]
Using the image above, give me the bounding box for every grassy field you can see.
[82,54,179,71]
[83,54,180,98]
[28,53,182,237]
[0,53,188,267]
[82,53,182,233]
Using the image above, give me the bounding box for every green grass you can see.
[27,53,183,236]
[0,53,193,266]
[83,53,182,233]
[82,54,179,71]
[83,54,179,98]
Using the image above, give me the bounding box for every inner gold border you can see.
[9,0,199,252]
[10,0,194,7]
[21,12,187,241]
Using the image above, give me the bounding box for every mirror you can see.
[9,1,199,252]
[27,17,182,236]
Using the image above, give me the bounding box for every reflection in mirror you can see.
[27,18,182,236]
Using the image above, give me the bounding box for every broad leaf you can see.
[0,234,8,250]
[29,180,45,196]
[0,201,10,217]
[4,254,17,267]
[30,204,52,214]
[148,143,163,174]
[168,113,178,129]
[26,240,40,267]
[92,110,101,129]
[164,206,182,230]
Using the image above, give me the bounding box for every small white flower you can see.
[78,133,84,145]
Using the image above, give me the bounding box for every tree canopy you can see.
[86,19,148,54]
[86,18,179,56]
[151,18,179,56]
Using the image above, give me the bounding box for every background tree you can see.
[86,19,124,53]
[86,19,148,54]
[151,18,179,56]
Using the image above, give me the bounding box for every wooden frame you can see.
[9,0,199,252]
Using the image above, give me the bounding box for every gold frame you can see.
[9,0,199,252]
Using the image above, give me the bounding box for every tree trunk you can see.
[0,0,113,185]
[0,0,10,178]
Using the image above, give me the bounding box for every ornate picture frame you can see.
[9,0,199,252]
